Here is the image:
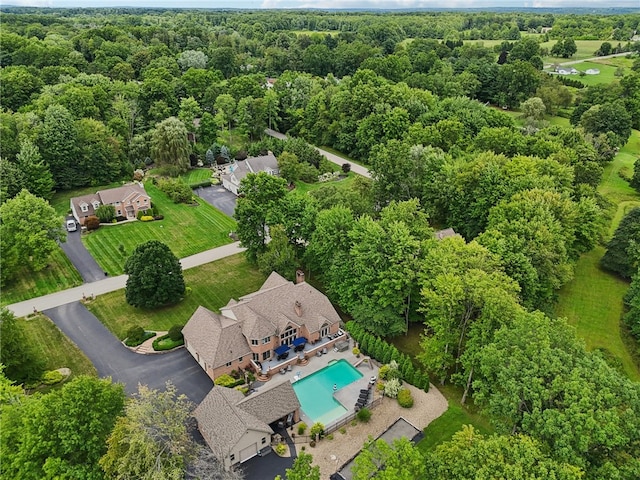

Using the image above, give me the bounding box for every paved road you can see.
[45,302,213,402]
[241,427,296,480]
[265,129,371,178]
[6,242,246,318]
[59,219,106,283]
[195,185,237,217]
[544,51,631,68]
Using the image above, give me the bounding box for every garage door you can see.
[240,443,258,463]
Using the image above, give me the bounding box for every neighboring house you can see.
[434,227,459,241]
[183,271,341,380]
[195,381,300,469]
[221,153,279,195]
[70,183,151,225]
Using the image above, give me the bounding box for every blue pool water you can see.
[293,359,363,425]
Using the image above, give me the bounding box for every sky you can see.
[3,0,640,9]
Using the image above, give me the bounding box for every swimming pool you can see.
[293,359,363,425]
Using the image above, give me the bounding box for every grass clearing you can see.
[86,254,266,340]
[82,182,236,275]
[542,39,607,63]
[292,173,357,195]
[555,247,639,381]
[1,247,83,306]
[21,313,97,379]
[148,168,213,187]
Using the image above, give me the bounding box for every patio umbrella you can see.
[274,344,290,356]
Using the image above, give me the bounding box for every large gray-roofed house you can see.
[183,271,342,382]
[221,153,279,195]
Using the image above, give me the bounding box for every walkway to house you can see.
[264,129,371,178]
[5,242,246,318]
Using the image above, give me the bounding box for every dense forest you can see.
[1,7,640,480]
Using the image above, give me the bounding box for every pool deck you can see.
[251,344,380,429]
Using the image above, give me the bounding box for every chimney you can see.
[294,300,302,317]
[296,270,305,284]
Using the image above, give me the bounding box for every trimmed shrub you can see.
[310,422,324,439]
[140,215,154,222]
[356,407,371,423]
[152,334,184,351]
[298,422,307,435]
[41,370,64,385]
[342,162,351,173]
[397,388,414,408]
[352,347,360,357]
[214,374,245,388]
[157,177,193,203]
[85,215,100,231]
[126,326,145,343]
[274,443,286,456]
[190,180,213,189]
[153,215,164,220]
[168,325,183,341]
[339,427,347,434]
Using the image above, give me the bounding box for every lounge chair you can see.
[322,347,328,354]
[360,389,370,394]
[279,368,286,375]
[316,351,322,357]
[287,364,293,372]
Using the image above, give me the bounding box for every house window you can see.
[92,202,100,209]
[262,336,271,344]
[238,356,243,362]
[117,210,122,215]
[280,326,297,346]
[262,351,270,360]
[320,323,330,338]
[144,199,148,203]
[115,202,120,206]
[262,437,266,444]
[81,204,88,212]
[230,454,235,462]
[226,361,232,367]
[251,339,259,346]
[252,353,259,362]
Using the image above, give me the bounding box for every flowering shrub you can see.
[318,171,340,183]
[384,378,402,398]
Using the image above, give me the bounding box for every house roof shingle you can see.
[236,381,301,425]
[182,306,252,370]
[221,153,279,188]
[97,183,148,205]
[194,387,272,457]
[434,227,458,241]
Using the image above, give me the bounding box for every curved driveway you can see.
[44,302,213,402]
[60,221,106,283]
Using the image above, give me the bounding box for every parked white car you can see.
[66,219,77,232]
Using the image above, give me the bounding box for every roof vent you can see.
[294,300,302,317]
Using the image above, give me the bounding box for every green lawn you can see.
[86,253,266,340]
[554,129,640,381]
[0,247,83,306]
[82,182,236,275]
[555,247,639,381]
[148,168,213,187]
[542,39,608,63]
[292,173,357,195]
[21,313,97,379]
[572,61,620,86]
[389,323,495,451]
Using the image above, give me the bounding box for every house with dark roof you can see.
[221,153,279,195]
[194,381,300,468]
[70,183,151,225]
[434,227,459,241]
[183,271,342,381]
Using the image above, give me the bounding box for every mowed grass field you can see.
[293,173,357,195]
[87,253,266,340]
[555,129,640,381]
[82,182,236,275]
[21,313,97,379]
[1,247,83,306]
[148,168,213,187]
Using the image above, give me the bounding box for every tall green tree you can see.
[426,425,584,479]
[601,207,640,279]
[15,139,54,200]
[234,172,288,262]
[0,189,65,286]
[100,383,195,480]
[353,437,426,480]
[0,308,45,384]
[124,240,185,309]
[151,117,190,175]
[257,224,298,281]
[38,104,78,189]
[275,452,320,480]
[2,376,125,479]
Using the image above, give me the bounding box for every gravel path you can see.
[300,382,448,478]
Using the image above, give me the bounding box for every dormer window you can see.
[92,201,100,210]
[80,204,88,213]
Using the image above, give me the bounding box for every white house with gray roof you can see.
[194,382,300,468]
[221,153,279,195]
[183,271,341,381]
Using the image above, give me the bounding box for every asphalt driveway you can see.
[44,302,213,403]
[195,185,237,218]
[59,217,106,283]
